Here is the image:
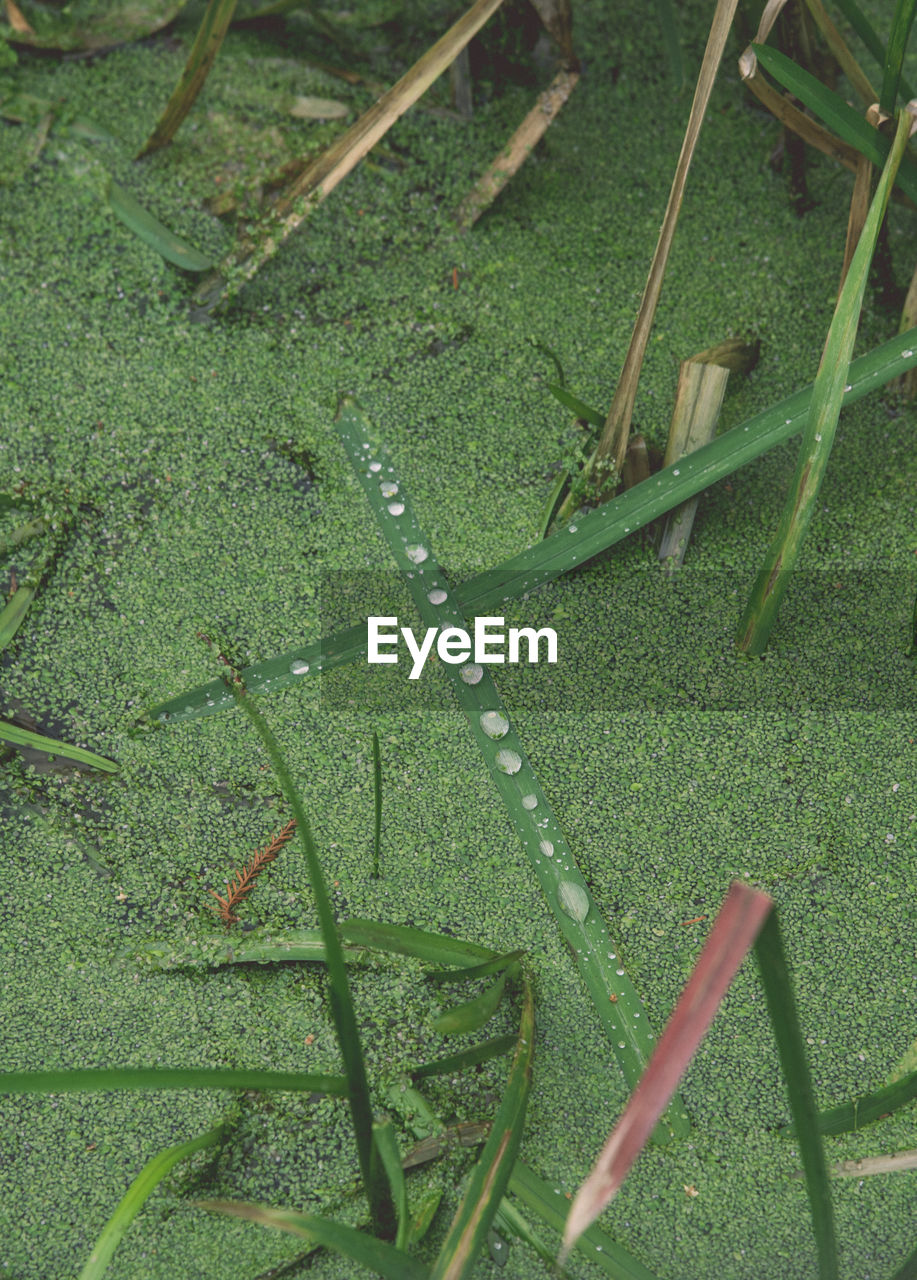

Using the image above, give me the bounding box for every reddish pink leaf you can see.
[561,880,773,1259]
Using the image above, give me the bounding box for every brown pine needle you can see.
[210,819,297,926]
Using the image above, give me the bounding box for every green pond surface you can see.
[1,1,916,1276]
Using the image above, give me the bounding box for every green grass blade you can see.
[0,515,49,558]
[546,383,605,427]
[537,465,572,540]
[198,1201,430,1280]
[429,980,535,1280]
[412,1035,518,1080]
[833,0,915,98]
[0,719,119,772]
[427,949,526,985]
[751,43,917,202]
[146,329,917,724]
[340,919,495,967]
[433,973,510,1036]
[217,668,395,1239]
[138,0,238,155]
[0,534,59,652]
[409,1187,444,1246]
[130,922,503,971]
[889,1244,917,1280]
[493,1199,564,1275]
[0,1068,347,1095]
[880,0,917,112]
[0,582,37,652]
[736,107,914,654]
[106,180,214,271]
[372,729,382,877]
[335,399,689,1141]
[373,1119,410,1250]
[128,928,371,969]
[754,911,837,1280]
[78,1124,225,1280]
[509,1160,661,1280]
[788,1067,917,1135]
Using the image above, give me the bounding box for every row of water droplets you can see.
[352,435,596,937]
[345,422,664,1069]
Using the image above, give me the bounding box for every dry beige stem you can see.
[195,0,506,309]
[792,1149,917,1179]
[738,45,861,173]
[657,359,730,569]
[620,434,650,491]
[588,0,741,497]
[455,67,580,228]
[802,0,876,105]
[4,0,34,33]
[839,105,889,292]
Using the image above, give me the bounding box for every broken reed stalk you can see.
[455,67,580,228]
[193,0,506,311]
[657,359,730,570]
[655,336,758,568]
[211,818,297,926]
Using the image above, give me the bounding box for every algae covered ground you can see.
[1,1,916,1277]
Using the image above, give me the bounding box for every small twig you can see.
[210,819,297,927]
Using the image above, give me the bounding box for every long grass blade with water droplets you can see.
[334,397,689,1141]
[146,330,917,724]
[78,1123,226,1280]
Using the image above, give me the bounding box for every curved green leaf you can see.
[106,180,214,271]
[751,43,917,203]
[429,981,534,1279]
[79,1124,225,1280]
[0,719,118,773]
[199,1200,430,1279]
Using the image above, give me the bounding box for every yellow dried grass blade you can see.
[587,0,740,496]
[456,67,580,228]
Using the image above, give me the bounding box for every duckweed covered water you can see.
[1,1,916,1277]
